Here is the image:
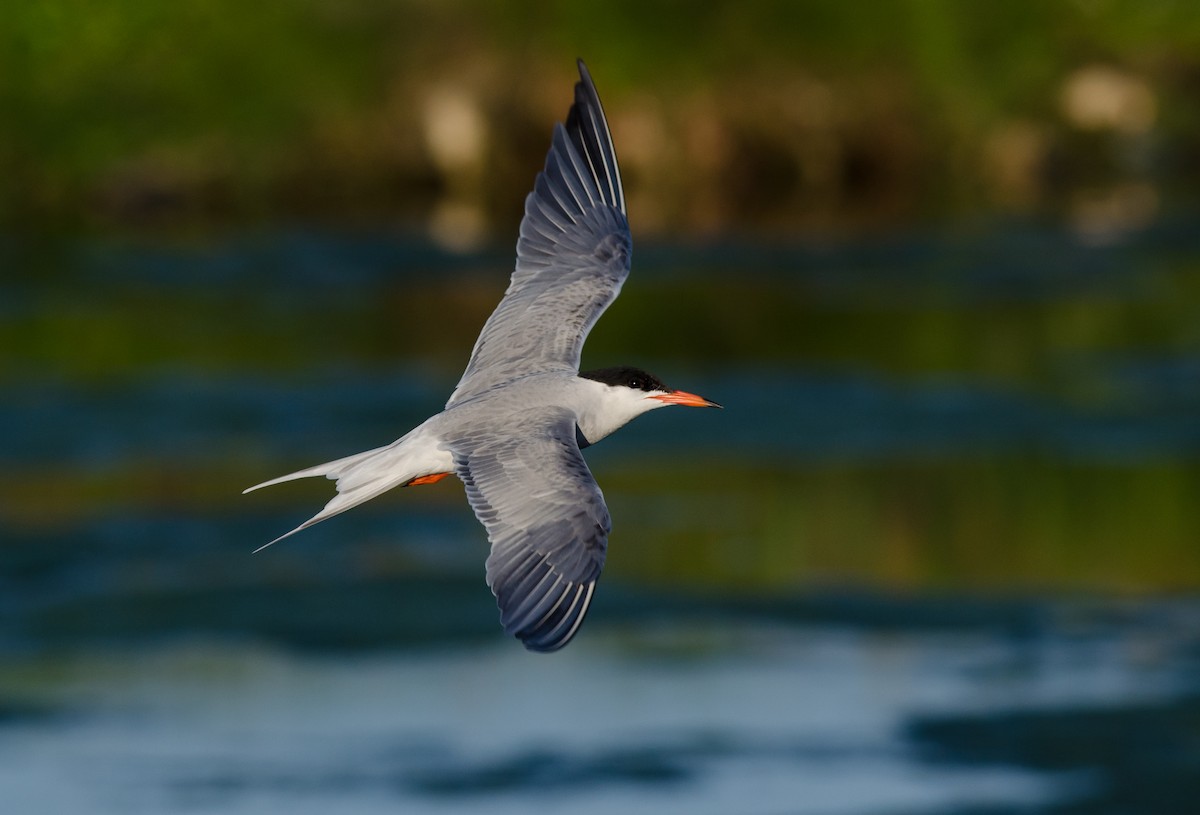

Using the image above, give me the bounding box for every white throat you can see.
[573,377,665,447]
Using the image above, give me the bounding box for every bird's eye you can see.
[629,378,643,389]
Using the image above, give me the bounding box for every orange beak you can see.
[649,389,723,408]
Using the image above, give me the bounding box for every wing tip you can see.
[506,579,597,653]
[576,57,592,87]
[564,58,625,214]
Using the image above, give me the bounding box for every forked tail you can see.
[244,425,451,552]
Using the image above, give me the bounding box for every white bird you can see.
[245,60,720,652]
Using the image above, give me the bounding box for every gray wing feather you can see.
[449,408,609,652]
[447,60,630,407]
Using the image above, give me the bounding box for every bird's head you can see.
[580,366,722,413]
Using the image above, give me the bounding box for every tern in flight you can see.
[246,60,720,651]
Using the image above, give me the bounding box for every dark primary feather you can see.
[448,408,609,652]
[446,60,630,407]
[566,59,625,213]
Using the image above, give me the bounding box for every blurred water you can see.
[3,607,1197,815]
[2,222,1199,813]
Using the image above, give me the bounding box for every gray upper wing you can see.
[448,407,609,652]
[446,60,630,407]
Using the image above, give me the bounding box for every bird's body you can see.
[247,61,719,652]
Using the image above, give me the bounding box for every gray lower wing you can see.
[449,409,610,652]
[447,60,630,407]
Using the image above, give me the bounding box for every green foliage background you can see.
[5,0,1199,230]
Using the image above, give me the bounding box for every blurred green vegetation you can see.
[6,454,1198,594]
[609,456,1200,593]
[4,0,1200,233]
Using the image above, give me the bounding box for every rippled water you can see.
[4,604,1198,815]
[2,221,1199,812]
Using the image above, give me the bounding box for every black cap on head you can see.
[580,366,667,393]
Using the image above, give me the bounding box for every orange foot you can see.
[405,472,452,487]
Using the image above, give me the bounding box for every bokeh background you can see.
[3,2,1199,813]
